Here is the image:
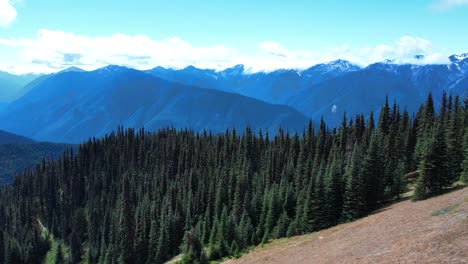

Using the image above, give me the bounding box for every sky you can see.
[0,0,467,74]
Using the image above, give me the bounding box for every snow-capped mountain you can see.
[288,55,467,126]
[146,59,362,103]
[449,53,468,63]
[147,55,467,127]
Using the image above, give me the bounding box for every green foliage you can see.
[54,244,64,264]
[460,127,468,184]
[412,171,427,201]
[179,230,207,264]
[43,235,70,264]
[411,93,463,201]
[342,146,366,222]
[4,241,21,264]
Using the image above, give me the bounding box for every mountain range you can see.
[0,54,466,143]
[0,129,35,145]
[0,66,307,143]
[0,71,41,103]
[147,55,468,125]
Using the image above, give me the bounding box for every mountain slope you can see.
[14,67,86,99]
[0,142,74,184]
[146,60,361,104]
[148,57,468,127]
[0,129,73,184]
[0,71,41,102]
[0,66,308,143]
[225,186,468,264]
[287,60,468,126]
[0,129,35,144]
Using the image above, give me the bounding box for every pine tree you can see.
[446,95,464,183]
[262,190,275,243]
[342,146,366,222]
[180,229,207,264]
[155,213,170,263]
[431,124,450,190]
[272,211,289,239]
[415,93,436,164]
[392,161,407,199]
[324,148,343,226]
[237,211,254,248]
[146,219,158,264]
[312,166,327,230]
[378,96,390,135]
[118,174,134,264]
[4,241,21,264]
[55,243,64,264]
[133,206,149,264]
[460,127,468,183]
[412,126,450,200]
[69,231,82,264]
[361,133,384,209]
[208,220,220,260]
[412,170,427,201]
[229,241,240,257]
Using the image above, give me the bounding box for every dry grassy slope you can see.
[224,187,468,264]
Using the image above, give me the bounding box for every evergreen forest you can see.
[0,92,466,264]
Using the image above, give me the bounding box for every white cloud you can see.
[0,0,17,27]
[0,29,241,74]
[432,0,468,10]
[245,36,450,72]
[0,29,455,74]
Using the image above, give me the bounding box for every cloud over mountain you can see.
[0,29,454,74]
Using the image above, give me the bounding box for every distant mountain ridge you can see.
[146,59,362,103]
[0,55,466,143]
[0,130,35,145]
[290,59,468,125]
[0,71,42,102]
[0,66,308,143]
[146,55,468,126]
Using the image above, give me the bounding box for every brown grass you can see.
[224,186,468,264]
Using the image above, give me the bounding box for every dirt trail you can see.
[224,187,468,264]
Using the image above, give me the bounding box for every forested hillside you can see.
[0,130,34,145]
[0,92,466,264]
[0,142,74,184]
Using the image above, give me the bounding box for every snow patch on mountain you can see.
[449,53,468,63]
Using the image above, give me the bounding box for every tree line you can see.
[0,92,466,264]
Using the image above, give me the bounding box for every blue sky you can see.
[0,0,467,73]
